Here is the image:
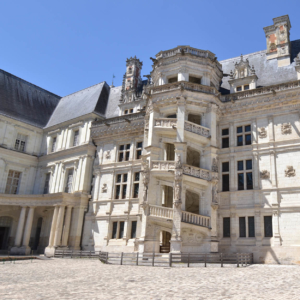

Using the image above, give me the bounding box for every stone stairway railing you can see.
[183,164,211,181]
[149,205,174,219]
[184,120,210,137]
[181,211,210,228]
[154,118,177,128]
[151,160,175,171]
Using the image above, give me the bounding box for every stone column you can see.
[14,207,27,247]
[176,97,186,143]
[22,206,35,254]
[73,206,86,250]
[44,206,59,257]
[61,206,73,247]
[54,205,65,247]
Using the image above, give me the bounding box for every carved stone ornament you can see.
[212,158,218,172]
[258,127,267,139]
[105,150,111,159]
[101,183,107,193]
[174,182,181,202]
[212,182,219,204]
[175,153,182,169]
[285,166,296,177]
[281,123,292,135]
[260,170,270,179]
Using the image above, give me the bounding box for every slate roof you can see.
[46,81,110,128]
[220,39,300,93]
[105,86,121,119]
[0,69,61,128]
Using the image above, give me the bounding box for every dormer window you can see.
[237,86,242,92]
[168,77,178,83]
[244,84,250,90]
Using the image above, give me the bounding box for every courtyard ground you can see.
[1,258,300,299]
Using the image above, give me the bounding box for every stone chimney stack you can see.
[263,15,291,67]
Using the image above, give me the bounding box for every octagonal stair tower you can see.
[139,46,222,254]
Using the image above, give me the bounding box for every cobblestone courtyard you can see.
[1,258,300,299]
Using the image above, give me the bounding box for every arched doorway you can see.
[160,231,171,253]
[0,216,12,250]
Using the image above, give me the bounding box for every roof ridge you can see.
[220,50,266,64]
[0,69,61,98]
[62,81,107,98]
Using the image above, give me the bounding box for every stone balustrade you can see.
[154,118,177,128]
[181,211,210,228]
[149,205,174,219]
[183,164,211,181]
[150,81,218,96]
[221,79,300,102]
[184,121,210,138]
[151,160,176,171]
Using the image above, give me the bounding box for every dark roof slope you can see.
[0,69,61,127]
[46,81,110,128]
[220,39,300,92]
[105,86,121,119]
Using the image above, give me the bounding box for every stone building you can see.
[0,15,300,263]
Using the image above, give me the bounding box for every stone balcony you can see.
[154,118,177,129]
[184,121,210,138]
[150,81,219,96]
[148,204,211,229]
[150,161,218,182]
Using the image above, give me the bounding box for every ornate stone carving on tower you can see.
[228,55,258,93]
[263,15,292,67]
[173,154,183,208]
[120,56,143,103]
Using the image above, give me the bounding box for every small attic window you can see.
[124,110,129,115]
[130,109,134,113]
[189,76,201,84]
[236,86,242,92]
[244,85,250,90]
[168,77,178,83]
[128,67,132,74]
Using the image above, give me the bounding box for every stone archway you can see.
[0,216,12,250]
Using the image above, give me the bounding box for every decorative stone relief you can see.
[182,230,203,244]
[285,166,296,177]
[101,184,107,193]
[212,182,219,204]
[258,127,267,139]
[105,150,111,159]
[281,123,292,135]
[260,170,270,179]
[212,158,218,172]
[142,159,150,204]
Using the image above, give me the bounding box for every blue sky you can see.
[0,0,299,97]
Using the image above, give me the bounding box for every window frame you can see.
[136,142,143,160]
[111,220,127,240]
[236,125,251,147]
[73,129,80,147]
[237,159,253,190]
[118,144,131,162]
[14,133,27,152]
[223,217,231,238]
[5,170,22,194]
[64,168,74,193]
[222,162,230,192]
[130,220,137,239]
[221,128,229,149]
[264,216,273,237]
[43,172,51,194]
[133,172,140,198]
[51,136,57,153]
[115,173,128,199]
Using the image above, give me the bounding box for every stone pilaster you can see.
[21,206,35,254]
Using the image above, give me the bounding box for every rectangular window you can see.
[43,173,51,194]
[189,76,201,84]
[222,128,229,149]
[51,137,57,153]
[264,216,273,237]
[236,86,242,92]
[119,221,125,239]
[237,125,251,146]
[119,144,130,162]
[5,170,21,194]
[131,221,137,238]
[237,160,253,190]
[136,142,143,159]
[14,133,26,152]
[130,109,134,114]
[124,110,128,115]
[244,84,250,90]
[238,173,244,190]
[73,130,79,146]
[239,217,246,237]
[223,217,230,237]
[115,173,128,199]
[64,168,74,193]
[133,172,140,198]
[222,162,230,192]
[112,222,118,239]
[248,216,255,237]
